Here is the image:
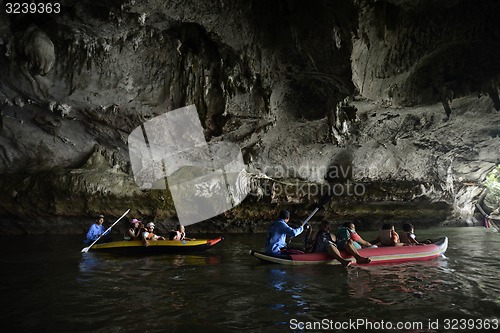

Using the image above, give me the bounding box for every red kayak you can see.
[250,237,448,266]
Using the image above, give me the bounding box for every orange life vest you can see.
[145,232,156,240]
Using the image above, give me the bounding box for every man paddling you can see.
[265,210,305,255]
[83,214,112,246]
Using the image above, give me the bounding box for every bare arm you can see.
[356,237,373,247]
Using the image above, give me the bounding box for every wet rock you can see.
[0,0,499,233]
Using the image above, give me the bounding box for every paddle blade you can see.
[81,246,90,253]
[317,193,332,208]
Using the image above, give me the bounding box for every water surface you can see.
[0,227,499,332]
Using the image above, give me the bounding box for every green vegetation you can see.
[484,165,500,198]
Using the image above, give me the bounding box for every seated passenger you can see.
[124,218,143,241]
[400,223,431,245]
[306,220,371,266]
[169,224,195,241]
[336,222,376,250]
[142,222,165,246]
[376,223,403,246]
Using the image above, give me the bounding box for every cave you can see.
[1,0,499,234]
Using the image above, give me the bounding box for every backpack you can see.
[336,227,351,244]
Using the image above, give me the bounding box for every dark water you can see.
[1,227,499,333]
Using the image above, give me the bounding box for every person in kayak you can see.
[169,224,195,241]
[373,223,403,246]
[336,222,375,250]
[265,210,305,255]
[400,223,431,245]
[83,214,112,246]
[306,220,371,265]
[124,218,144,241]
[142,222,165,246]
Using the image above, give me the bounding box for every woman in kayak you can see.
[336,222,375,250]
[124,218,144,241]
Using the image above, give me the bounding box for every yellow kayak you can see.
[90,237,223,255]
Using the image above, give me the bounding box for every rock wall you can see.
[353,0,500,106]
[0,0,499,234]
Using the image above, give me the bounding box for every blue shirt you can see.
[84,223,108,245]
[265,219,304,254]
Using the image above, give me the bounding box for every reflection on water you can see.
[266,268,308,313]
[79,252,222,275]
[268,268,288,292]
[78,252,101,274]
[0,227,499,332]
[347,259,448,306]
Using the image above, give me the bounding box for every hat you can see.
[146,222,155,228]
[98,214,104,218]
[131,218,141,224]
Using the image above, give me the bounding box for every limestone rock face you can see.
[351,0,500,108]
[21,25,55,76]
[0,0,499,233]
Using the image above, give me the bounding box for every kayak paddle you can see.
[300,192,333,227]
[287,192,333,245]
[81,209,131,253]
